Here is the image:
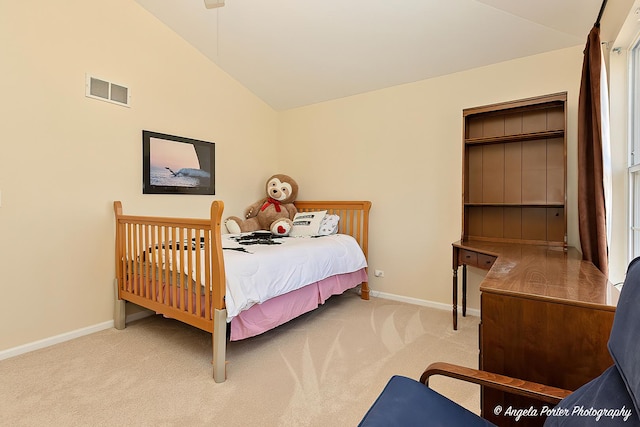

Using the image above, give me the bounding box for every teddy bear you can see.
[225,174,299,236]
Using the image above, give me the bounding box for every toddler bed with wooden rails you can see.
[113,200,371,382]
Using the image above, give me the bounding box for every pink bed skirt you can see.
[141,269,368,341]
[230,268,368,341]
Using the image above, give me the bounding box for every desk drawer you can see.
[458,249,478,266]
[477,254,497,270]
[458,249,496,270]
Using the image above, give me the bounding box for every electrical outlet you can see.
[374,269,384,278]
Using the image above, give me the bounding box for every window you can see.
[629,38,640,260]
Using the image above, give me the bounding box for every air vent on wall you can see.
[204,0,225,8]
[85,74,130,107]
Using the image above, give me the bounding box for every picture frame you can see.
[142,130,215,195]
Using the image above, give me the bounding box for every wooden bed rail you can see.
[295,200,372,299]
[113,201,226,328]
[113,200,228,381]
[113,199,370,382]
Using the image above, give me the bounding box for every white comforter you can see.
[221,234,367,320]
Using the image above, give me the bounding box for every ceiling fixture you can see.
[204,0,225,8]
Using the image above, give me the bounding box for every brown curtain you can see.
[577,24,608,276]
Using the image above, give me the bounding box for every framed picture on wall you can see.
[142,130,215,195]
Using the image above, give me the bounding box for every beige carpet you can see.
[0,291,480,426]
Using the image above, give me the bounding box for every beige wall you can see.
[277,0,636,308]
[278,47,586,309]
[0,0,277,351]
[1,0,633,353]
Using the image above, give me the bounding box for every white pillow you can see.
[317,214,340,236]
[290,210,327,237]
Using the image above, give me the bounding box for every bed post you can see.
[113,201,126,330]
[360,201,371,300]
[213,308,227,382]
[360,282,370,300]
[210,200,228,382]
[114,279,126,330]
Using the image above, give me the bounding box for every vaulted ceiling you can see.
[135,0,602,110]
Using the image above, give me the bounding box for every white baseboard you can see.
[0,309,153,361]
[370,290,481,318]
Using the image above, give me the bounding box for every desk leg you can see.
[452,267,458,330]
[462,264,467,317]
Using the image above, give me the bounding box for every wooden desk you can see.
[452,242,498,330]
[451,240,618,426]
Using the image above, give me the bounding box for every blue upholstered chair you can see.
[359,257,640,426]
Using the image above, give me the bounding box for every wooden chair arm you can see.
[420,362,572,405]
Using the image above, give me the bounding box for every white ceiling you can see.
[135,0,603,111]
